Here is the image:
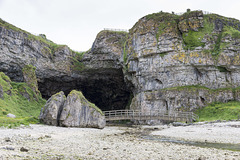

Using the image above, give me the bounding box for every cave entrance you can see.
[38,69,133,111]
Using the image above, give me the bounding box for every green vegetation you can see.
[0,18,29,34]
[160,85,210,91]
[22,65,40,96]
[216,66,228,72]
[195,101,240,121]
[0,72,46,128]
[223,26,240,39]
[182,18,214,50]
[145,11,178,22]
[212,32,223,56]
[0,117,39,128]
[70,51,86,71]
[69,90,103,115]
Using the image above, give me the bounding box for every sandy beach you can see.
[0,121,240,160]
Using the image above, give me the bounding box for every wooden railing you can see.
[103,28,129,32]
[103,110,199,123]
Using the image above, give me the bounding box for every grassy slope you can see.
[195,101,240,121]
[0,72,46,127]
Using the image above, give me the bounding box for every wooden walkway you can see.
[103,110,199,123]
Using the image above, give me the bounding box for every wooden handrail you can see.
[103,110,198,122]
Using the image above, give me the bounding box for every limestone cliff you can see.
[0,19,131,111]
[125,10,240,112]
[1,10,240,114]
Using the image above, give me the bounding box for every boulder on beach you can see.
[39,91,66,126]
[59,90,106,129]
[39,90,106,129]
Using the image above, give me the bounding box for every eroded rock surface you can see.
[40,90,106,129]
[39,91,66,126]
[125,10,240,112]
[1,10,240,114]
[59,90,105,129]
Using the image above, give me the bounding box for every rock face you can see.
[59,90,106,129]
[125,10,240,112]
[40,90,106,129]
[1,10,240,115]
[39,91,66,126]
[0,85,3,99]
[0,19,131,111]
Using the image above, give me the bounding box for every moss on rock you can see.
[22,65,40,97]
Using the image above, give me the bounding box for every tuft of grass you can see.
[195,101,240,121]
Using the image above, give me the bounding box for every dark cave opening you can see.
[38,70,133,111]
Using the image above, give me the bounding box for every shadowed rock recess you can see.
[1,10,240,114]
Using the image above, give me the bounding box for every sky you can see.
[0,0,240,51]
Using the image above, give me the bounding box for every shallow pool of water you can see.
[141,135,240,151]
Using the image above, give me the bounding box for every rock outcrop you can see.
[125,10,240,112]
[59,90,106,129]
[1,10,240,116]
[0,19,131,111]
[40,90,106,129]
[0,84,3,99]
[39,91,66,126]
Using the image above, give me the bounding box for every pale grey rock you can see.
[2,11,240,117]
[0,85,3,99]
[0,23,131,111]
[7,113,16,118]
[126,11,240,113]
[39,91,66,126]
[59,90,106,129]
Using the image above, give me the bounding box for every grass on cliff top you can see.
[195,101,240,121]
[0,18,76,56]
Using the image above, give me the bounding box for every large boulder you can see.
[39,91,66,126]
[59,90,106,129]
[39,90,106,129]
